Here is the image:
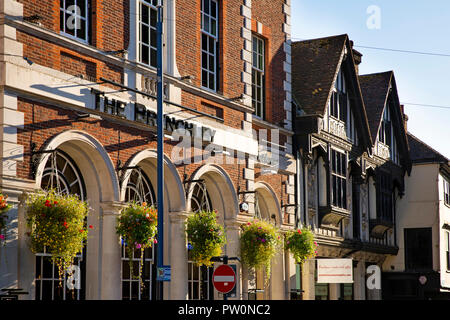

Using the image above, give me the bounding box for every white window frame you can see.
[201,0,219,92]
[60,0,90,44]
[331,149,347,210]
[446,231,450,271]
[138,0,159,68]
[252,35,265,119]
[330,68,348,122]
[444,179,450,206]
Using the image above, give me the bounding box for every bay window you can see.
[331,149,347,209]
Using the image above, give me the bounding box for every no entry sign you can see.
[213,264,236,294]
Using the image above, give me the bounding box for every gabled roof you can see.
[359,71,393,142]
[291,34,347,116]
[359,71,412,172]
[407,133,449,164]
[291,34,372,149]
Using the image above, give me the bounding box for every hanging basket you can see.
[185,210,226,267]
[116,202,158,283]
[285,227,318,264]
[239,219,282,281]
[26,190,90,280]
[0,193,12,243]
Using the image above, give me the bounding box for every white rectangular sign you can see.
[316,259,353,283]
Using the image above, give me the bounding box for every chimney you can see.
[350,40,362,75]
[400,104,408,132]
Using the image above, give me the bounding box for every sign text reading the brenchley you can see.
[92,90,216,143]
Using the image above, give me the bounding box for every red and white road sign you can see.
[212,265,236,294]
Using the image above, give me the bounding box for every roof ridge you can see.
[292,33,348,45]
[359,71,393,78]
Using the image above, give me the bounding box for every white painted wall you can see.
[383,164,440,272]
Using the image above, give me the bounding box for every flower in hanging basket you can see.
[284,227,317,265]
[26,190,89,280]
[185,210,226,267]
[0,193,12,243]
[240,219,282,282]
[116,202,158,283]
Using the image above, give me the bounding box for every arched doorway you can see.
[121,168,157,300]
[185,164,239,300]
[187,180,214,300]
[31,130,120,300]
[35,150,86,300]
[249,182,283,300]
[119,149,186,300]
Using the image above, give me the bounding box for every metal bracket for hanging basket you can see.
[30,142,58,180]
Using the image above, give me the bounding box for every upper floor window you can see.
[252,35,265,119]
[331,149,347,210]
[139,0,158,68]
[404,228,433,271]
[444,179,450,206]
[446,231,450,271]
[330,69,348,122]
[60,0,90,43]
[201,0,218,92]
[379,105,391,145]
[379,100,401,164]
[378,172,393,222]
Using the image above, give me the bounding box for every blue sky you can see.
[291,0,450,158]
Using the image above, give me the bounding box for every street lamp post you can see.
[156,0,164,300]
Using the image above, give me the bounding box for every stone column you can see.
[224,219,242,300]
[168,211,189,300]
[353,260,366,300]
[99,201,124,300]
[301,258,315,300]
[329,283,340,300]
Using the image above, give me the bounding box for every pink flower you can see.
[153,239,158,244]
[135,243,142,249]
[0,235,4,240]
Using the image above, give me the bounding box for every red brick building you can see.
[0,0,296,300]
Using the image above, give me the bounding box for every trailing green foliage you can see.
[26,190,90,280]
[186,210,226,267]
[240,219,282,282]
[0,193,12,243]
[285,227,318,264]
[116,202,158,284]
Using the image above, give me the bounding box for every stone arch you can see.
[34,130,120,202]
[185,164,239,221]
[254,181,282,227]
[119,149,186,212]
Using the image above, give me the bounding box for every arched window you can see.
[188,181,214,300]
[36,150,86,300]
[121,168,157,300]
